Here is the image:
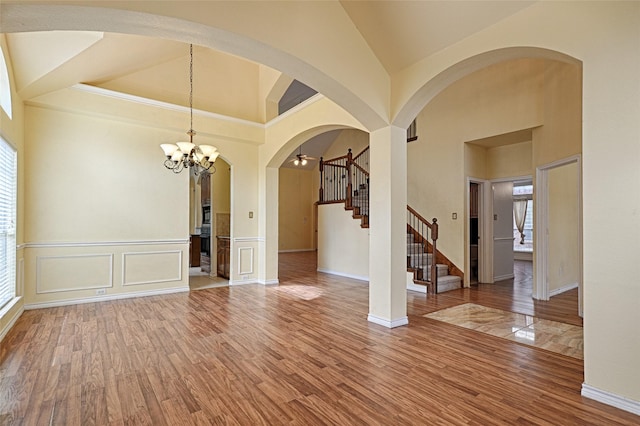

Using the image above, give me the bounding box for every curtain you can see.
[513,199,528,244]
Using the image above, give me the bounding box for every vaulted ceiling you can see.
[1,1,537,159]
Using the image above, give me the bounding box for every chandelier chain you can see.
[189,44,194,139]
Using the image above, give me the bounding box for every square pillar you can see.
[258,166,279,285]
[368,126,408,327]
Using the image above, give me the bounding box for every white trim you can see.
[16,243,26,250]
[228,278,259,286]
[258,279,279,286]
[535,164,548,300]
[581,384,640,416]
[493,273,515,282]
[122,250,183,286]
[514,251,533,261]
[17,258,24,297]
[72,84,263,128]
[316,268,369,282]
[265,93,324,128]
[233,237,264,243]
[367,314,409,328]
[24,239,188,248]
[468,177,494,284]
[535,154,582,307]
[0,297,24,343]
[24,286,189,310]
[278,249,315,253]
[237,247,254,275]
[36,253,114,294]
[489,174,533,184]
[549,282,579,297]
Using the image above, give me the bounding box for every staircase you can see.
[319,146,463,294]
[347,182,369,227]
[406,232,462,293]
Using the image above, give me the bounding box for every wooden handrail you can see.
[407,205,432,227]
[407,204,439,293]
[351,162,369,176]
[322,154,349,164]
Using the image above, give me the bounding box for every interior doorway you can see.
[188,158,231,290]
[469,182,480,284]
[535,156,582,316]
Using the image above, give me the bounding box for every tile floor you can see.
[425,303,583,359]
[189,267,229,291]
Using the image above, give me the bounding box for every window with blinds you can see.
[0,136,17,310]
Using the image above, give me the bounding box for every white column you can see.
[258,166,279,285]
[368,125,408,328]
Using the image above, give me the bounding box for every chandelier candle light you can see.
[160,44,219,175]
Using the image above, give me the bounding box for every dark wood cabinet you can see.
[217,237,230,279]
[189,235,201,267]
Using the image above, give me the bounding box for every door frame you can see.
[466,177,491,285]
[535,155,582,317]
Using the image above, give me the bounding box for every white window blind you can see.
[0,136,17,310]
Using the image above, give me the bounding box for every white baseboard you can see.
[0,300,25,343]
[229,279,258,286]
[230,278,279,286]
[367,314,409,328]
[23,286,189,310]
[494,273,515,282]
[549,282,579,297]
[582,383,640,415]
[317,268,369,283]
[514,251,533,261]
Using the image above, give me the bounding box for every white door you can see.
[493,182,514,281]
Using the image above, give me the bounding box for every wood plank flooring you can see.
[1,252,637,425]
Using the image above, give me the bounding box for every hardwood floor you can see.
[414,260,583,327]
[1,252,637,425]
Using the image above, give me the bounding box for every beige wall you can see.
[278,167,314,251]
[317,203,369,281]
[18,81,264,300]
[409,58,546,270]
[321,129,369,161]
[22,104,191,305]
[487,141,533,180]
[547,162,580,293]
[410,59,580,279]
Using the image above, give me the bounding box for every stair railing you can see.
[407,205,439,293]
[319,147,369,205]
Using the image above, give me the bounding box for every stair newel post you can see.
[319,157,324,202]
[346,149,353,208]
[431,218,438,293]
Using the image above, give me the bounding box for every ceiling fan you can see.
[289,146,317,166]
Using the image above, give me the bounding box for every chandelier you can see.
[160,44,219,175]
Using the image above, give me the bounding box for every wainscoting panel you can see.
[36,253,113,294]
[122,250,182,286]
[238,247,254,276]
